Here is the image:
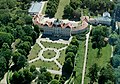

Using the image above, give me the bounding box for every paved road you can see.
[81,25,92,84]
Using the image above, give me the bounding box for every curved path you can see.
[29,34,70,75]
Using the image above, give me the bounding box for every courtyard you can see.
[28,34,72,75]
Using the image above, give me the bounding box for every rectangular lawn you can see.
[30,60,60,70]
[42,2,47,14]
[57,49,66,65]
[40,41,67,49]
[28,43,42,61]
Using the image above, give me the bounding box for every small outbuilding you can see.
[28,2,43,15]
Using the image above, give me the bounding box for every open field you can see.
[74,41,85,84]
[28,43,42,61]
[43,50,56,59]
[40,41,67,49]
[84,41,111,84]
[55,0,70,19]
[30,60,60,70]
[57,49,66,65]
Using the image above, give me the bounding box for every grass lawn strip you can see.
[55,0,70,19]
[43,50,56,59]
[40,41,67,49]
[57,49,66,65]
[30,60,60,70]
[41,2,47,14]
[74,41,85,84]
[84,41,111,84]
[28,43,42,61]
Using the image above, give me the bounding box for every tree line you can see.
[45,0,60,18]
[63,0,115,20]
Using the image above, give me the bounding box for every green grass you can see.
[42,2,47,14]
[55,0,70,19]
[84,41,111,84]
[28,43,42,61]
[57,49,66,65]
[30,60,60,70]
[74,41,85,84]
[40,41,67,49]
[43,50,56,59]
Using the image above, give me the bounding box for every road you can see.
[81,25,92,84]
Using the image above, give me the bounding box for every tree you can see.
[23,25,34,36]
[18,41,31,55]
[87,63,100,84]
[39,66,47,73]
[12,51,22,66]
[65,44,78,54]
[114,42,120,55]
[30,65,36,72]
[0,57,7,80]
[70,0,81,10]
[24,15,32,24]
[0,32,14,47]
[70,37,79,47]
[115,66,120,84]
[15,25,25,39]
[0,48,12,69]
[72,8,81,20]
[62,58,73,75]
[50,79,60,84]
[54,74,59,80]
[10,68,36,84]
[109,32,118,46]
[22,36,33,45]
[91,26,108,56]
[65,52,75,63]
[63,5,74,19]
[98,64,115,84]
[112,55,120,68]
[17,55,27,70]
[37,71,52,84]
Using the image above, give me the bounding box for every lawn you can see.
[43,50,56,59]
[74,41,85,84]
[42,2,47,14]
[57,49,66,65]
[84,41,111,84]
[30,60,60,70]
[55,0,70,19]
[28,43,42,61]
[40,41,67,49]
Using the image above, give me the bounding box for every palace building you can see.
[33,14,89,37]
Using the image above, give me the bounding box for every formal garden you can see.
[28,40,68,72]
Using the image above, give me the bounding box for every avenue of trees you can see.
[63,0,115,20]
[45,0,60,18]
[62,37,79,81]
